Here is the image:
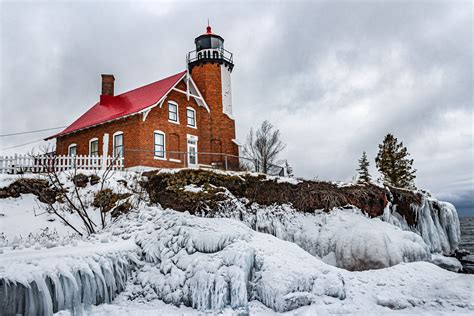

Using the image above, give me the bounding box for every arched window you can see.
[113,131,124,157]
[68,143,77,156]
[154,130,166,159]
[89,138,99,156]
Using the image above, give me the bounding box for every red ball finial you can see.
[206,25,212,34]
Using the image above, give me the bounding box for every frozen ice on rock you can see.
[130,209,346,312]
[0,239,139,315]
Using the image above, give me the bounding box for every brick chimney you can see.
[100,74,115,104]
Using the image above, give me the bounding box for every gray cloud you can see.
[1,0,472,213]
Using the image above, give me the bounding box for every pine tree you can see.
[375,133,417,189]
[356,151,371,184]
[285,160,294,178]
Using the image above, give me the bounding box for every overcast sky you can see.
[1,0,472,215]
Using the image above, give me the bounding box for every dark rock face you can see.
[72,174,89,188]
[141,169,421,225]
[92,189,131,214]
[89,174,101,185]
[0,178,59,203]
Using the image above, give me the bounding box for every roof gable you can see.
[48,71,187,139]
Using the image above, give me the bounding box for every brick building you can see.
[47,25,238,169]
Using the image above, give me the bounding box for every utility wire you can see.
[0,126,66,137]
[1,138,46,151]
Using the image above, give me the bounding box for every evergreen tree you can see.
[356,151,371,184]
[285,160,294,178]
[375,133,417,189]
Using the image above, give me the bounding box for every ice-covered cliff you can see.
[142,169,462,268]
[0,170,469,315]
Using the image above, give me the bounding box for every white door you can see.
[187,139,198,167]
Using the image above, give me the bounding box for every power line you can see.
[1,138,46,151]
[0,126,66,137]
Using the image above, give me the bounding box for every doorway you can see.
[187,136,198,167]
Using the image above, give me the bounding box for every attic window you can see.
[186,107,196,127]
[168,101,178,123]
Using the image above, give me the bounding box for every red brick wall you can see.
[56,74,238,169]
[190,63,239,167]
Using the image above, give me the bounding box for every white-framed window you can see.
[68,144,77,156]
[113,131,124,157]
[186,107,196,127]
[154,131,166,159]
[89,138,99,156]
[168,101,178,123]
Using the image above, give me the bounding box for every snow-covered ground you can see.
[1,171,473,315]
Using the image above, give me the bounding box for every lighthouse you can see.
[187,25,238,162]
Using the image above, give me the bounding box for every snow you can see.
[0,194,78,240]
[1,170,472,314]
[431,253,463,272]
[182,184,203,193]
[0,171,138,243]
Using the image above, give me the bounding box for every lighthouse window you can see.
[211,37,222,49]
[168,102,178,123]
[187,107,196,127]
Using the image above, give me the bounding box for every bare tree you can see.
[244,120,286,174]
[24,145,121,235]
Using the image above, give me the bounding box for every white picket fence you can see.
[0,154,124,174]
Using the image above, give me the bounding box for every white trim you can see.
[186,136,198,167]
[167,101,179,124]
[68,143,77,156]
[186,106,197,128]
[89,137,99,156]
[232,139,242,146]
[186,73,210,113]
[101,133,109,169]
[153,130,166,160]
[172,87,202,100]
[112,131,124,158]
[137,72,186,117]
[169,158,181,163]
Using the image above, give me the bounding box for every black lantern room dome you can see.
[187,25,234,72]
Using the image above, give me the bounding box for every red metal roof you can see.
[47,71,186,139]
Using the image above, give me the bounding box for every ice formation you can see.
[0,240,139,315]
[0,171,469,314]
[131,209,346,312]
[414,199,461,253]
[431,254,463,272]
[211,202,431,270]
